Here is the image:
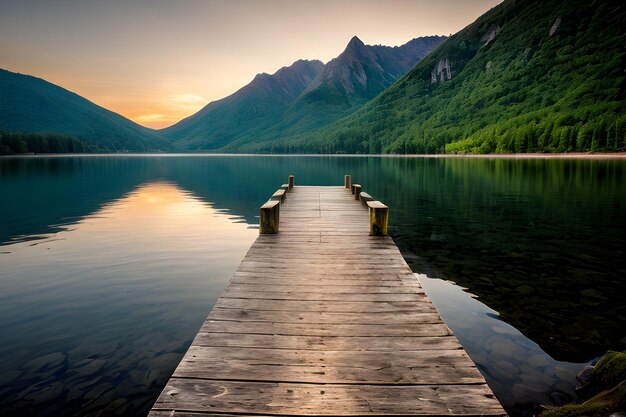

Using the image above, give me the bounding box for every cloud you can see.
[135,114,168,122]
[172,94,207,109]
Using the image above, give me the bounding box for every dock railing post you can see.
[288,175,295,190]
[354,184,362,200]
[259,200,280,234]
[344,175,352,189]
[367,201,389,236]
[359,192,374,205]
[270,189,286,203]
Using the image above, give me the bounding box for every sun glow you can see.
[126,94,209,128]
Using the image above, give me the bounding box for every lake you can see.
[0,155,624,416]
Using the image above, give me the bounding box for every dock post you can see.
[344,175,352,189]
[354,184,362,200]
[270,189,286,203]
[367,201,389,236]
[288,175,295,190]
[259,200,280,234]
[359,191,374,205]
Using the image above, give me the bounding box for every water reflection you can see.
[389,158,626,363]
[0,181,256,416]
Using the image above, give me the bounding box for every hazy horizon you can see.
[0,0,501,129]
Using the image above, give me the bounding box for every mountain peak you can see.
[346,36,365,49]
[340,35,369,62]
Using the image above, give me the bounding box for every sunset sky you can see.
[0,0,501,129]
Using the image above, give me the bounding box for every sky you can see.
[0,0,501,129]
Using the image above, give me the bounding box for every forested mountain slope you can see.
[0,69,172,152]
[240,0,625,154]
[163,36,445,151]
[161,60,324,150]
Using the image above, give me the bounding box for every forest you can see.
[0,132,96,154]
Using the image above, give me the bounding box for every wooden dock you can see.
[149,179,507,417]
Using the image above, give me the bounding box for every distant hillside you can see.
[242,0,625,154]
[163,36,445,151]
[162,59,324,150]
[0,69,171,152]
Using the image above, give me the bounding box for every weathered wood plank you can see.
[200,320,452,337]
[192,332,464,351]
[173,346,486,385]
[152,380,506,415]
[213,298,438,313]
[224,283,425,294]
[220,289,424,302]
[208,308,443,324]
[228,276,422,286]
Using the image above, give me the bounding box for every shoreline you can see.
[1,152,625,159]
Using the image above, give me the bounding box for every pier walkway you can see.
[149,180,506,416]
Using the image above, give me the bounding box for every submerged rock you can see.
[515,285,535,295]
[549,390,573,407]
[22,352,65,372]
[576,365,594,385]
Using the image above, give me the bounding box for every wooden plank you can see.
[152,380,506,415]
[220,289,424,302]
[200,320,452,337]
[192,332,464,351]
[208,308,443,324]
[224,283,424,294]
[228,276,422,286]
[150,185,506,416]
[235,267,414,281]
[213,298,438,313]
[173,346,487,385]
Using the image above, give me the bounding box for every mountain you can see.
[162,59,324,150]
[0,68,171,151]
[242,0,625,154]
[300,35,446,106]
[163,36,446,151]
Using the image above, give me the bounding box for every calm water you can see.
[0,155,624,416]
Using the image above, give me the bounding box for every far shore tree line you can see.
[0,132,97,154]
[2,116,625,156]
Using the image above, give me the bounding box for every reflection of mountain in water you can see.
[1,155,624,363]
[1,157,151,245]
[1,155,375,244]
